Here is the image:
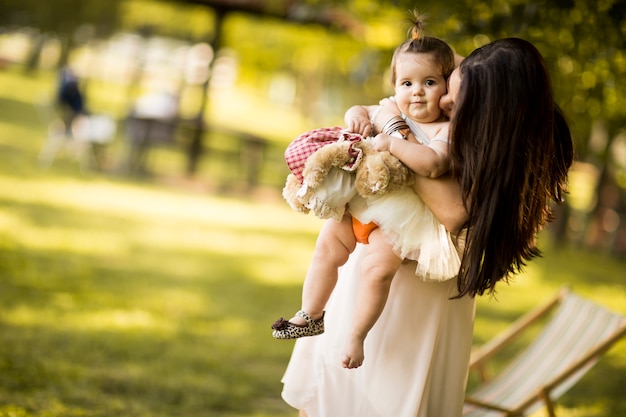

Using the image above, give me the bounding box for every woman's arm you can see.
[412,173,467,233]
[373,134,449,178]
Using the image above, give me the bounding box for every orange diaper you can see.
[352,217,378,244]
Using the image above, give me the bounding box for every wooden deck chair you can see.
[463,286,626,417]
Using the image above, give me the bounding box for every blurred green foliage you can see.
[2,0,624,149]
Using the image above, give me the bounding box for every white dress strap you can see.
[403,116,434,145]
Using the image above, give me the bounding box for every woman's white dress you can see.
[281,242,476,417]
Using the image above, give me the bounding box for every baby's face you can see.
[393,53,447,123]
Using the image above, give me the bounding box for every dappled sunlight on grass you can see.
[0,173,322,286]
[210,86,321,143]
[0,119,44,141]
[0,175,322,233]
[212,317,252,337]
[2,304,175,332]
[0,68,54,105]
[3,221,129,255]
[0,155,314,415]
[244,253,312,284]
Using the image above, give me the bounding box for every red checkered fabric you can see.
[285,126,364,183]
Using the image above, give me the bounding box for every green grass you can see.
[0,67,625,417]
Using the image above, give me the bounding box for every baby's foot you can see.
[286,314,307,326]
[272,310,325,339]
[341,335,365,369]
[286,310,323,326]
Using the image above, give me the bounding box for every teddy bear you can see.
[282,128,412,221]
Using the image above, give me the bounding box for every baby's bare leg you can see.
[342,229,402,369]
[289,215,356,325]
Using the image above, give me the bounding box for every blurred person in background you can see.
[57,66,86,134]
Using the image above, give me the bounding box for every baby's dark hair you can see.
[390,12,455,85]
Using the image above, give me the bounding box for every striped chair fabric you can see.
[463,288,626,417]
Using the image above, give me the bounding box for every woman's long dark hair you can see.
[449,38,574,297]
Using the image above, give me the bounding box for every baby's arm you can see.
[347,100,450,178]
[344,97,403,136]
[344,105,380,137]
[373,126,450,178]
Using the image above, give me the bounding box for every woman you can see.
[280,37,574,417]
